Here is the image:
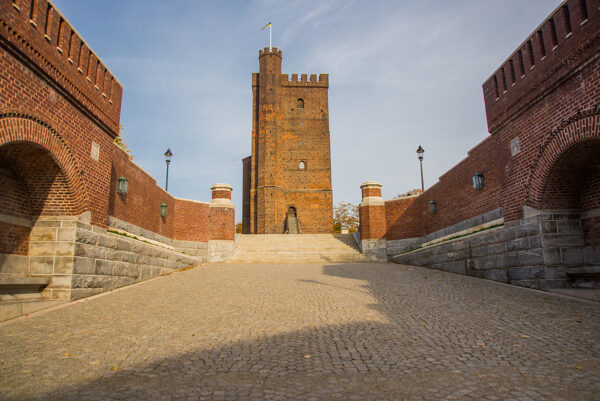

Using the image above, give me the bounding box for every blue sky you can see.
[53,0,560,221]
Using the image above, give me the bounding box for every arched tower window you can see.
[297,98,304,109]
[299,161,306,170]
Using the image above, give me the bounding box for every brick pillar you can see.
[359,181,387,261]
[208,183,235,262]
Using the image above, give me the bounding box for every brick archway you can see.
[0,114,89,217]
[526,111,600,209]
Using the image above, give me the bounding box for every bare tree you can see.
[333,202,359,233]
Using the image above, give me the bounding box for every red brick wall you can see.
[0,165,31,218]
[384,135,504,240]
[109,145,217,243]
[384,196,420,239]
[173,199,209,242]
[359,205,386,240]
[209,206,235,241]
[108,146,173,237]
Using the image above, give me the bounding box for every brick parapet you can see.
[483,0,599,134]
[280,73,329,88]
[0,0,123,136]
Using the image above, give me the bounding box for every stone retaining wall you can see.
[390,209,600,291]
[72,219,199,300]
[2,214,200,301]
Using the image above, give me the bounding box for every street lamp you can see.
[164,148,172,191]
[416,145,425,192]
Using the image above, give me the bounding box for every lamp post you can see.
[416,145,425,192]
[164,148,172,191]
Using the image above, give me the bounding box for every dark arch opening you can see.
[540,139,600,247]
[0,142,78,255]
[297,98,304,109]
[284,206,300,234]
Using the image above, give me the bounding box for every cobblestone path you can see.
[1,262,599,400]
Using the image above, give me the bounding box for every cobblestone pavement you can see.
[1,262,599,400]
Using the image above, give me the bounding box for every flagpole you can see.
[269,25,272,50]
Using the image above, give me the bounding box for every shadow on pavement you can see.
[3,262,599,400]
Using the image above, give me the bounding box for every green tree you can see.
[333,201,359,233]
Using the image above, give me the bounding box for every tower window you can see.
[299,161,306,170]
[297,98,304,109]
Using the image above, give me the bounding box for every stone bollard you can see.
[359,181,387,261]
[208,183,235,262]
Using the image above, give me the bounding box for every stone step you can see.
[232,252,365,259]
[232,248,360,254]
[228,257,369,264]
[0,276,50,292]
[566,266,600,278]
[234,243,358,247]
[230,234,367,264]
[0,276,51,302]
[0,299,66,322]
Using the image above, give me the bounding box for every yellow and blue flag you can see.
[261,22,272,30]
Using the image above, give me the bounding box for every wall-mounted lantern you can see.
[116,176,128,194]
[160,202,168,217]
[429,200,437,214]
[472,172,484,189]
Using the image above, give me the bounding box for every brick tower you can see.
[242,47,333,234]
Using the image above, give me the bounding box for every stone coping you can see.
[107,216,173,246]
[420,208,503,244]
[360,181,382,189]
[421,218,504,247]
[398,224,505,257]
[106,227,175,250]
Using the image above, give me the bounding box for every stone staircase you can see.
[228,234,370,264]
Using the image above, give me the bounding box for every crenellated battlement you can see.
[0,0,123,135]
[281,73,328,88]
[482,0,599,134]
[259,47,282,58]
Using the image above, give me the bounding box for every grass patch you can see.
[107,229,188,254]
